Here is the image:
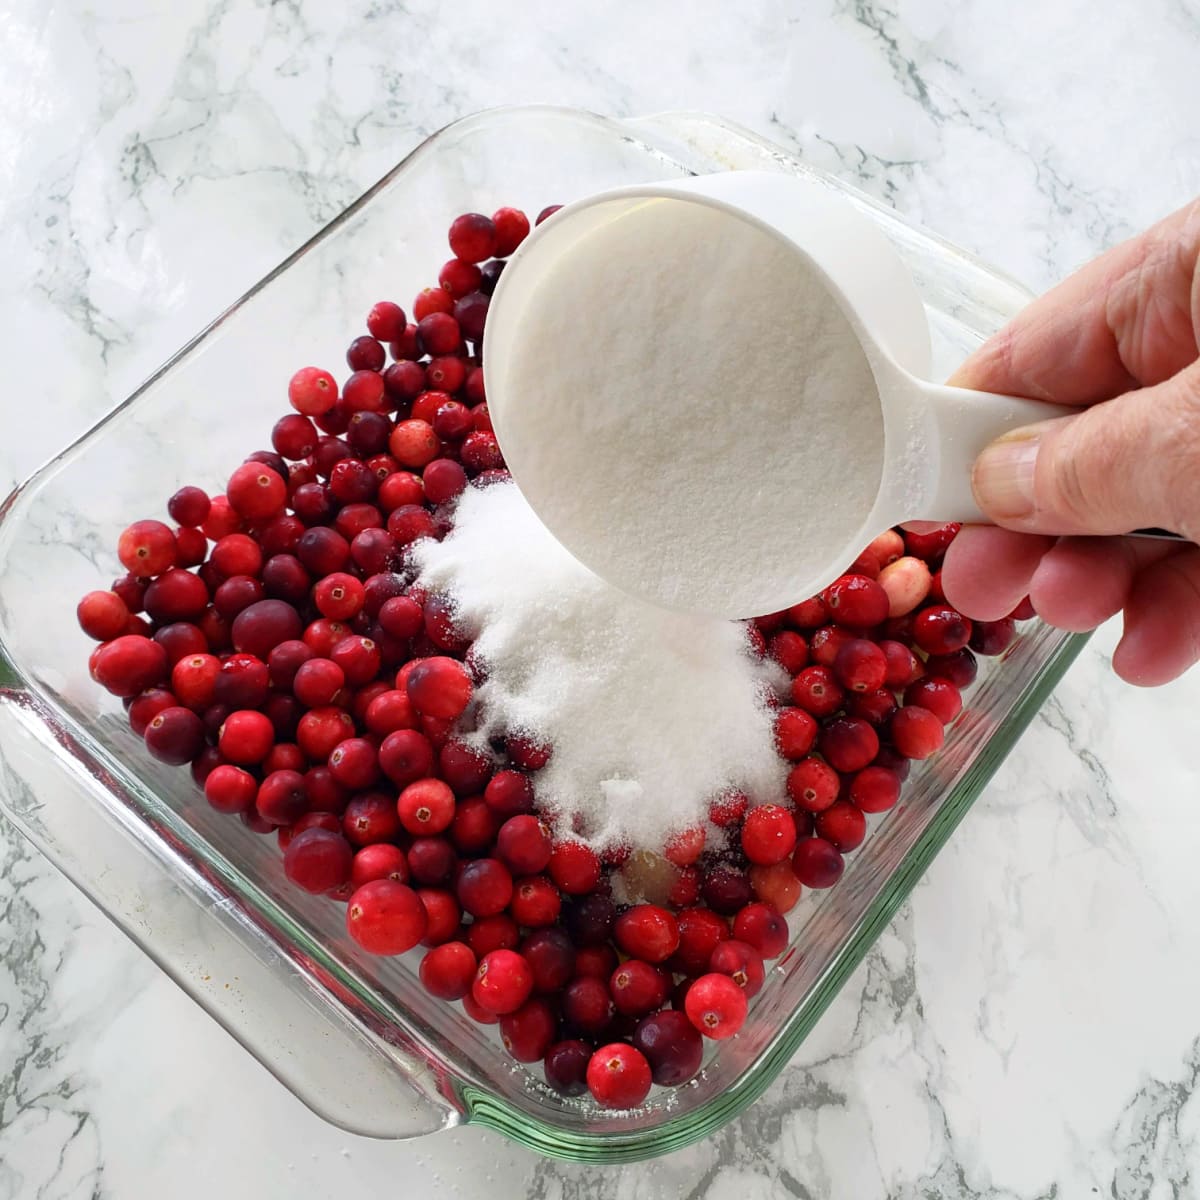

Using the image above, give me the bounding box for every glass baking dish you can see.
[0,106,1086,1163]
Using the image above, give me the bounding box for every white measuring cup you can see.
[484,171,1173,619]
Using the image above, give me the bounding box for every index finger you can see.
[950,198,1200,406]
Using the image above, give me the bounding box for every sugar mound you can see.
[413,481,787,851]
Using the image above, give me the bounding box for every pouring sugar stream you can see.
[482,171,1142,619]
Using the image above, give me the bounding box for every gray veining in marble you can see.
[3,0,1200,1196]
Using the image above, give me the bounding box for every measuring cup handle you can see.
[913,381,1075,523]
[912,381,1186,540]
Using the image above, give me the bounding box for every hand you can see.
[940,199,1200,685]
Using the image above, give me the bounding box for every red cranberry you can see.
[329,737,380,789]
[379,728,435,787]
[970,617,1016,656]
[749,861,802,913]
[510,876,561,927]
[848,687,898,727]
[117,519,176,577]
[346,880,427,955]
[153,621,207,665]
[701,864,753,915]
[213,654,269,709]
[815,801,867,852]
[484,769,535,816]
[460,430,503,474]
[438,258,482,298]
[520,928,575,993]
[613,904,679,963]
[890,705,945,759]
[792,837,845,888]
[448,212,497,263]
[562,975,615,1036]
[472,948,533,1015]
[457,858,513,918]
[573,945,618,980]
[633,1010,703,1087]
[346,335,386,373]
[297,705,355,760]
[453,291,489,342]
[254,768,308,825]
[204,764,257,814]
[397,778,456,836]
[144,569,209,624]
[709,938,766,997]
[500,997,558,1063]
[924,647,978,688]
[790,665,844,718]
[610,959,670,1018]
[824,574,889,627]
[741,804,798,865]
[548,842,601,895]
[226,462,286,520]
[535,205,562,225]
[92,636,168,698]
[833,638,887,693]
[849,765,901,813]
[786,757,840,813]
[342,792,403,846]
[913,605,973,655]
[297,526,351,577]
[543,1040,591,1097]
[467,913,520,957]
[819,716,880,773]
[671,907,729,975]
[904,677,962,724]
[77,590,131,641]
[495,815,552,875]
[491,206,530,255]
[685,973,747,1040]
[128,687,177,736]
[586,1043,652,1109]
[904,522,960,560]
[213,575,265,619]
[143,705,204,765]
[768,630,809,674]
[407,837,458,886]
[732,901,789,957]
[418,888,462,946]
[405,656,472,720]
[284,828,353,893]
[419,940,476,1000]
[167,486,211,528]
[288,367,338,416]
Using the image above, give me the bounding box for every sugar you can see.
[413,481,787,852]
[490,196,885,619]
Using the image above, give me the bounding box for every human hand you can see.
[940,199,1200,685]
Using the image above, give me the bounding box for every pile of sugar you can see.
[413,480,787,852]
[489,196,885,619]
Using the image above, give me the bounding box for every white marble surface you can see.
[2,0,1200,1196]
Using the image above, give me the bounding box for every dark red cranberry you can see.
[520,927,575,993]
[565,893,616,947]
[701,865,753,915]
[543,1039,591,1096]
[346,335,386,372]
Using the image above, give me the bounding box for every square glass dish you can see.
[0,106,1086,1163]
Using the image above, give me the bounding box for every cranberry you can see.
[340,792,401,846]
[213,575,265,618]
[347,880,427,955]
[460,430,503,474]
[969,617,1016,656]
[363,689,414,736]
[633,1010,703,1087]
[710,938,766,997]
[849,765,901,813]
[92,636,168,698]
[768,630,809,674]
[448,212,497,263]
[453,292,489,342]
[509,876,560,927]
[786,756,840,813]
[792,837,845,888]
[472,948,533,1015]
[438,740,492,796]
[815,801,867,852]
[346,335,386,373]
[484,769,534,816]
[904,522,960,560]
[117,520,177,578]
[226,462,286,521]
[848,687,898,727]
[833,638,887,693]
[424,458,468,505]
[548,842,601,895]
[438,258,482,299]
[499,997,558,1064]
[461,993,498,1025]
[165,485,210,528]
[419,888,462,946]
[879,639,920,688]
[609,959,670,1018]
[297,705,355,760]
[732,901,788,957]
[823,574,889,628]
[143,706,204,765]
[173,526,207,567]
[685,973,747,1040]
[543,1040,591,1097]
[913,605,973,655]
[490,814,550,875]
[378,728,435,787]
[153,621,207,665]
[520,927,575,992]
[613,904,679,963]
[111,573,148,614]
[924,647,978,688]
[565,893,616,946]
[264,742,305,775]
[283,828,353,894]
[204,764,257,814]
[790,665,844,718]
[741,804,798,865]
[573,944,618,980]
[328,737,380,789]
[291,657,344,707]
[77,590,130,641]
[397,778,456,836]
[144,569,209,624]
[710,789,749,828]
[669,906,729,975]
[254,769,308,825]
[904,677,962,724]
[586,1043,652,1109]
[420,940,476,1000]
[404,655,472,720]
[128,687,177,736]
[387,504,437,546]
[663,826,706,868]
[407,837,458,886]
[890,704,945,759]
[297,526,351,577]
[348,843,408,889]
[748,860,802,913]
[535,204,562,225]
[819,716,879,773]
[562,975,615,1036]
[467,913,520,957]
[701,864,753,915]
[288,367,338,416]
[457,858,513,918]
[464,366,486,403]
[213,654,269,709]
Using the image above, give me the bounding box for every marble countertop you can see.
[3,1,1200,1196]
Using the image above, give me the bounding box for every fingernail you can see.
[973,433,1039,519]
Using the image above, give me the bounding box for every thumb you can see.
[971,362,1200,540]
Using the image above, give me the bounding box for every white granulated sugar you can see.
[492,197,885,619]
[413,481,787,852]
